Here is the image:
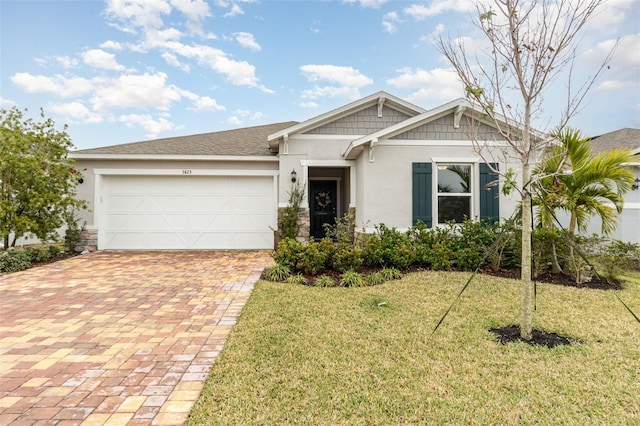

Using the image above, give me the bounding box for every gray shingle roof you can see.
[589,128,640,154]
[73,121,298,156]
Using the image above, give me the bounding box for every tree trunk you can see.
[564,213,577,275]
[550,241,563,274]
[520,166,534,341]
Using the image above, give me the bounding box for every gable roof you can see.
[267,91,426,150]
[71,121,298,159]
[589,128,640,155]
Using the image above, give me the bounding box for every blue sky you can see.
[1,0,638,150]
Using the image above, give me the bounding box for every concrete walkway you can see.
[0,251,273,425]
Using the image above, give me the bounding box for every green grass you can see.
[187,271,640,425]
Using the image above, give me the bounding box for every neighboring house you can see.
[71,91,522,250]
[584,128,640,243]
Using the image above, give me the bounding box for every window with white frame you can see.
[436,164,472,224]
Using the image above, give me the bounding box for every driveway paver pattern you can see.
[0,250,273,425]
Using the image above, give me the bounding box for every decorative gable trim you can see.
[267,91,425,151]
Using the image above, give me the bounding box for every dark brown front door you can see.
[310,180,337,239]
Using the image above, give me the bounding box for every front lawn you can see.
[187,272,639,425]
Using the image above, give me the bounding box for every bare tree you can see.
[436,0,612,340]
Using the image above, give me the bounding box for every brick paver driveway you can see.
[0,251,273,425]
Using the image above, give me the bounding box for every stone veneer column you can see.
[74,229,98,252]
[297,208,310,242]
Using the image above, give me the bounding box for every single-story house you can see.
[71,91,523,250]
[583,128,640,243]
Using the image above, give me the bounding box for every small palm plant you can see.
[532,128,636,280]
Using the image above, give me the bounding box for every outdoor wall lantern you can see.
[633,178,640,191]
[291,169,297,183]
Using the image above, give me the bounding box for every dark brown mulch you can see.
[479,267,623,290]
[489,325,574,348]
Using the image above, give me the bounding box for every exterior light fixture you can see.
[633,178,640,191]
[291,169,297,183]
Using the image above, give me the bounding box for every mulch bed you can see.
[480,267,623,290]
[489,325,574,348]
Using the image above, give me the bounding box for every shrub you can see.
[0,250,32,273]
[273,238,329,276]
[366,271,386,285]
[272,238,305,271]
[426,243,454,271]
[361,224,414,269]
[380,268,402,280]
[593,239,639,282]
[329,242,363,273]
[487,222,519,271]
[264,264,291,282]
[275,182,305,241]
[47,245,63,259]
[323,210,357,244]
[25,246,49,263]
[314,275,336,288]
[454,247,485,271]
[340,270,366,287]
[286,274,307,285]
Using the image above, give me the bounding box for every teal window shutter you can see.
[479,163,500,223]
[412,163,432,227]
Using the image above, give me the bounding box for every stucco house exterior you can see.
[71,91,522,251]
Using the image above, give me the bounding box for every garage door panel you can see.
[234,214,273,228]
[101,175,275,249]
[234,196,273,211]
[190,197,231,211]
[107,196,145,211]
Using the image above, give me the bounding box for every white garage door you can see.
[100,175,275,249]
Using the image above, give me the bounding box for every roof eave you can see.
[70,153,279,162]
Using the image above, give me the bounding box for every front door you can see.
[310,180,337,239]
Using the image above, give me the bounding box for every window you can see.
[437,164,471,224]
[412,162,499,227]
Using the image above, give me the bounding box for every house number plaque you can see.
[182,169,193,175]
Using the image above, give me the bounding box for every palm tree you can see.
[532,128,635,277]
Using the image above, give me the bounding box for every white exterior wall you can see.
[279,135,355,207]
[582,166,640,244]
[356,142,520,230]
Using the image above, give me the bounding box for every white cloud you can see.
[588,0,636,34]
[387,67,462,103]
[119,113,178,138]
[300,65,373,88]
[343,0,387,8]
[234,32,261,51]
[55,56,79,68]
[223,4,244,17]
[299,101,319,108]
[10,73,94,98]
[105,0,172,30]
[227,116,242,125]
[170,0,210,21]
[403,0,476,20]
[99,40,125,50]
[581,33,640,93]
[161,52,191,72]
[47,101,103,124]
[300,65,373,100]
[0,97,16,107]
[82,49,126,71]
[164,41,270,91]
[193,96,225,111]
[90,72,183,112]
[382,11,400,34]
